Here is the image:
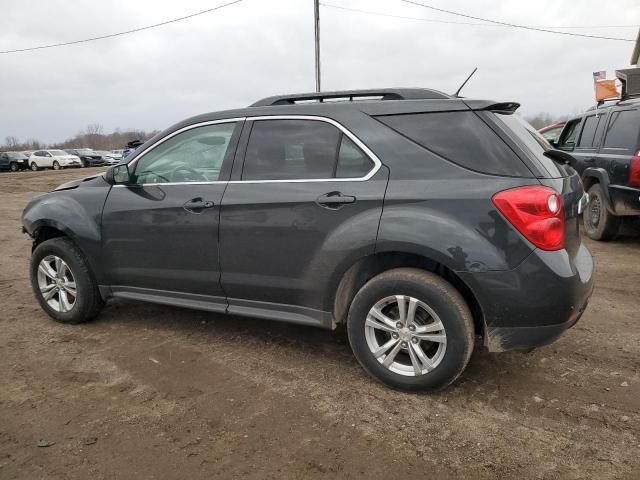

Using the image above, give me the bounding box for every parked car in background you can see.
[538,122,565,143]
[22,88,594,392]
[0,151,30,171]
[111,149,124,159]
[64,149,106,168]
[555,98,640,240]
[29,150,81,170]
[93,150,120,166]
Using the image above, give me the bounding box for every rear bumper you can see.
[459,242,595,352]
[609,185,640,215]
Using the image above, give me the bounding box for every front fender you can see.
[22,182,109,282]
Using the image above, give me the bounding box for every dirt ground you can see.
[0,168,638,479]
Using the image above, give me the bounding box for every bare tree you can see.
[4,136,19,148]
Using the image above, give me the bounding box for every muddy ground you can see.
[0,168,638,479]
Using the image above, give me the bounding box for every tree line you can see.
[2,123,160,152]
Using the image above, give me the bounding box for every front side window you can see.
[603,110,640,151]
[132,122,237,184]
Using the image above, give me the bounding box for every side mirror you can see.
[106,164,131,185]
[548,139,558,148]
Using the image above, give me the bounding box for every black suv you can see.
[0,151,29,171]
[22,89,594,391]
[555,98,640,240]
[65,149,107,168]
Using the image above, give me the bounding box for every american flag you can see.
[593,71,607,82]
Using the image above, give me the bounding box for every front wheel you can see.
[584,183,620,241]
[52,161,61,170]
[30,237,104,324]
[30,162,39,171]
[9,162,18,172]
[347,268,474,392]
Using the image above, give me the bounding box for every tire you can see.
[52,161,60,170]
[30,162,39,171]
[80,160,86,168]
[347,268,474,392]
[9,162,18,172]
[584,183,621,241]
[30,237,104,324]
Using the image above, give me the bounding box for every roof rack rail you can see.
[250,88,451,107]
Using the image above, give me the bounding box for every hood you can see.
[54,174,102,191]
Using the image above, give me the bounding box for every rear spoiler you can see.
[482,102,520,114]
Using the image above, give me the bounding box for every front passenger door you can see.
[101,120,243,306]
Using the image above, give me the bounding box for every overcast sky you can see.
[1,0,639,144]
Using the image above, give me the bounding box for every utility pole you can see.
[314,0,321,92]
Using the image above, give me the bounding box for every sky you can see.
[1,0,639,144]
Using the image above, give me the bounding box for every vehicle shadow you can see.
[91,297,539,395]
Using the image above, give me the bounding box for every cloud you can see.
[1,0,638,143]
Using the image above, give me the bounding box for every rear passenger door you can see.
[599,109,640,185]
[219,116,389,326]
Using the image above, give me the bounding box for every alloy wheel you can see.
[37,255,77,312]
[365,295,447,376]
[588,196,601,230]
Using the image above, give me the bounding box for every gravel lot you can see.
[0,168,638,479]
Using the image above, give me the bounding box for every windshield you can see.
[492,113,570,178]
[50,150,68,156]
[75,149,94,155]
[7,152,27,159]
[95,151,112,156]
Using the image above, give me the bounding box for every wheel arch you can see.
[331,251,486,339]
[582,167,613,212]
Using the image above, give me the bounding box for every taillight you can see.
[629,151,640,187]
[492,186,565,251]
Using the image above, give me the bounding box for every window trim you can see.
[235,115,381,183]
[117,115,382,187]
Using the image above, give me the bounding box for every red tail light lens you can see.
[629,152,640,187]
[492,186,565,251]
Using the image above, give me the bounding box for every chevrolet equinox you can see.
[22,88,595,391]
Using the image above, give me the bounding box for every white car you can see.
[94,150,121,166]
[29,150,82,171]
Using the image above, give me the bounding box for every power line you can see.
[397,0,636,42]
[321,3,639,30]
[0,0,243,55]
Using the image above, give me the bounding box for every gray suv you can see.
[22,89,594,391]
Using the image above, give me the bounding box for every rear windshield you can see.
[376,111,532,177]
[491,113,570,177]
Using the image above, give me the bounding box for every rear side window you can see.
[577,115,599,148]
[603,110,640,151]
[242,119,374,180]
[377,111,530,176]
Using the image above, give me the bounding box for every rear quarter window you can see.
[376,111,532,176]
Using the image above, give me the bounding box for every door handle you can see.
[183,198,214,213]
[583,157,595,163]
[316,191,356,209]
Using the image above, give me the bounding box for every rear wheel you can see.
[30,237,104,324]
[584,183,620,241]
[347,268,474,392]
[30,162,39,171]
[9,162,18,172]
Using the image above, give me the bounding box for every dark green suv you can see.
[556,98,640,240]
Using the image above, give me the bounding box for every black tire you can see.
[52,161,61,170]
[347,268,474,392]
[30,237,104,324]
[9,162,18,172]
[584,183,621,241]
[30,162,39,171]
[80,159,86,168]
